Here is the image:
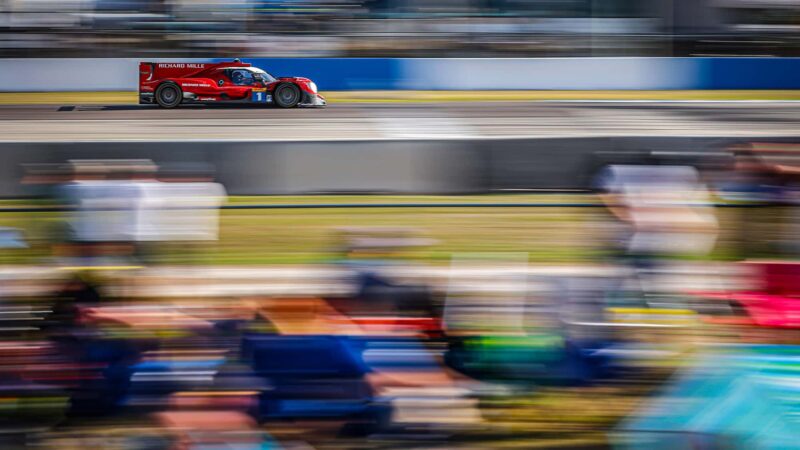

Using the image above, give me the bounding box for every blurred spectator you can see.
[42,273,102,337]
[334,226,437,319]
[596,162,719,307]
[596,163,719,261]
[57,159,226,264]
[720,143,800,259]
[719,144,785,258]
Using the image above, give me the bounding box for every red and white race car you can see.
[139,59,326,108]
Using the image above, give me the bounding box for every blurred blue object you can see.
[616,345,800,450]
[0,227,26,248]
[243,335,369,378]
[243,335,387,427]
[132,359,227,371]
[69,337,144,416]
[127,357,228,400]
[446,334,612,386]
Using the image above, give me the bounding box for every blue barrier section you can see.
[697,58,800,89]
[214,58,401,90]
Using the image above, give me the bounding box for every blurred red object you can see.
[695,261,800,328]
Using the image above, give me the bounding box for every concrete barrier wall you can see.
[1,136,796,197]
[0,58,209,92]
[2,57,800,91]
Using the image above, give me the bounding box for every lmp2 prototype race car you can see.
[139,59,325,108]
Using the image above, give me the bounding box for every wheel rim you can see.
[161,87,177,103]
[278,86,298,104]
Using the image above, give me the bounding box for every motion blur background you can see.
[2,0,800,449]
[2,0,800,57]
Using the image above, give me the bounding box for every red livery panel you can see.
[138,59,325,108]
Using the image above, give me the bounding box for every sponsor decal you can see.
[198,97,217,101]
[181,83,211,87]
[157,63,206,69]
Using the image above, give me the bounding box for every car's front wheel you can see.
[274,83,301,108]
[155,83,182,108]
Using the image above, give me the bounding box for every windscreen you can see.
[250,68,276,83]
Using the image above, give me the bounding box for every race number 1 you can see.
[252,89,267,103]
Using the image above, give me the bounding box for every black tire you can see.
[155,83,182,108]
[274,83,301,108]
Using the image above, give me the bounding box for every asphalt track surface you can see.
[0,101,800,141]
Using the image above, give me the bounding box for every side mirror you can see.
[218,79,224,86]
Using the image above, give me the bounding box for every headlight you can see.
[308,81,318,94]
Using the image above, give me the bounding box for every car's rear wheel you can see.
[274,83,301,108]
[155,83,182,108]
